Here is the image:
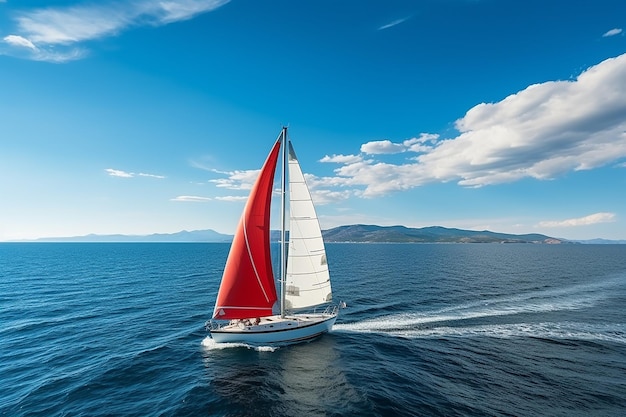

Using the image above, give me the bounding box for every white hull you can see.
[210,312,337,345]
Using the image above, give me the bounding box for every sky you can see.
[1,0,625,241]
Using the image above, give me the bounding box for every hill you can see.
[30,229,231,243]
[570,238,626,244]
[15,225,580,244]
[321,225,564,244]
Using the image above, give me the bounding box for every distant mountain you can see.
[31,229,232,243]
[321,225,565,244]
[571,238,626,244]
[18,225,620,244]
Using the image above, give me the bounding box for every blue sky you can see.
[1,0,625,241]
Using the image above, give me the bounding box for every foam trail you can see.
[396,322,626,344]
[336,318,626,343]
[336,300,592,333]
[336,280,607,335]
[201,336,278,352]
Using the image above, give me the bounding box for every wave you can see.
[201,336,278,352]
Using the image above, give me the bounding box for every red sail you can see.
[212,139,281,320]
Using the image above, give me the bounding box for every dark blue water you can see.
[1,243,625,416]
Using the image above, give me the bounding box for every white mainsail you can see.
[285,142,333,310]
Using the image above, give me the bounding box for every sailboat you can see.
[208,127,340,345]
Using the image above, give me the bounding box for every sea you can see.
[1,242,625,417]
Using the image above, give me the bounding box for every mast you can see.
[279,126,288,318]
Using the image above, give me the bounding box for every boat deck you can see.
[210,313,332,333]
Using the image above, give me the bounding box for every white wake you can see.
[334,279,625,343]
[201,336,278,352]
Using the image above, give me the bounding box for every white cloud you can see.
[105,168,165,178]
[138,172,166,179]
[334,160,427,197]
[302,170,361,192]
[360,134,440,155]
[361,140,405,154]
[209,169,260,190]
[427,53,626,187]
[378,16,411,31]
[298,172,356,204]
[310,189,354,205]
[1,0,230,62]
[15,5,130,44]
[204,160,355,205]
[320,53,626,197]
[603,28,622,37]
[537,212,616,228]
[215,195,248,202]
[105,168,134,178]
[171,195,212,202]
[155,0,229,23]
[188,159,218,172]
[3,34,36,50]
[320,154,363,164]
[2,33,84,62]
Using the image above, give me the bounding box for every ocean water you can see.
[1,242,625,417]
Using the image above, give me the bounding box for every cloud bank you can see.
[1,0,230,62]
[317,53,626,197]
